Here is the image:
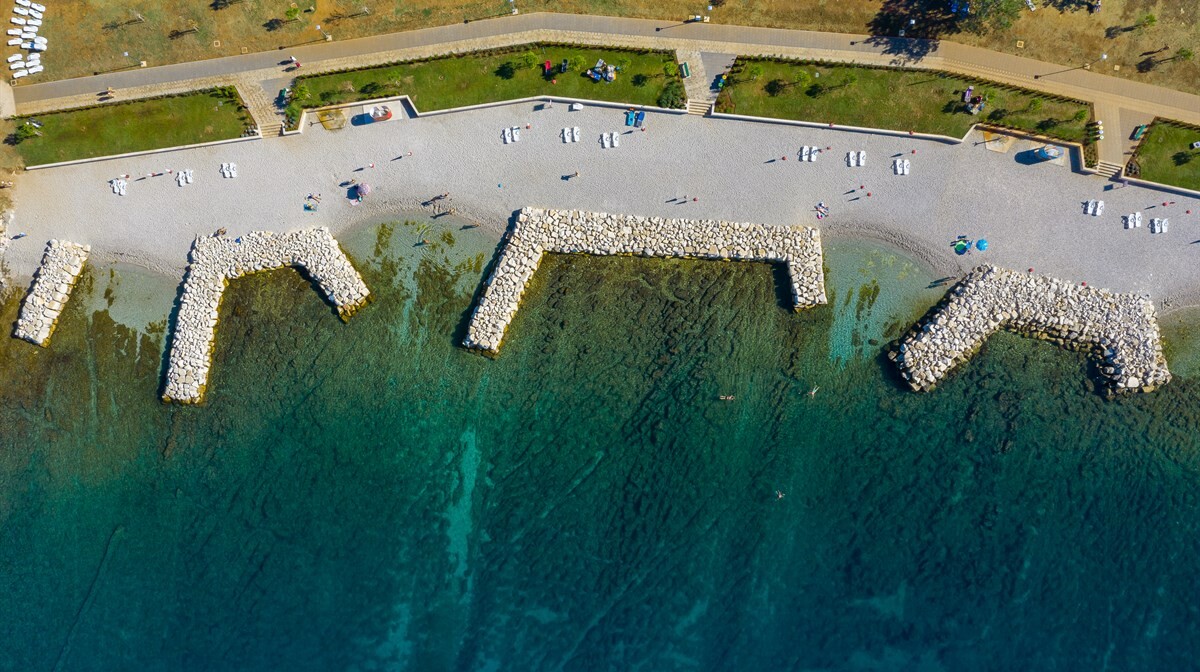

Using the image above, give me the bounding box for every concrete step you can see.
[1095,161,1124,178]
[686,100,711,116]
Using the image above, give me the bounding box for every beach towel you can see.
[572,127,580,142]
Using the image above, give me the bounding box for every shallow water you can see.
[1,221,1199,671]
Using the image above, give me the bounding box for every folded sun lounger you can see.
[572,126,580,142]
[611,132,618,148]
[903,159,911,175]
[858,151,866,167]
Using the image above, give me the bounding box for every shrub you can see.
[657,79,686,109]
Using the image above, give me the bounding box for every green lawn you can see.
[14,88,253,167]
[716,59,1092,143]
[1134,121,1200,191]
[293,45,684,119]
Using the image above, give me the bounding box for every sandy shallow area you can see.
[5,100,1200,307]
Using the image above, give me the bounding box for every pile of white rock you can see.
[889,265,1171,396]
[14,238,89,347]
[463,207,827,354]
[161,227,370,404]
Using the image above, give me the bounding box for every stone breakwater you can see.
[162,227,370,404]
[463,207,827,354]
[13,239,89,347]
[889,265,1171,395]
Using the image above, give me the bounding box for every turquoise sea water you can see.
[2,220,1199,671]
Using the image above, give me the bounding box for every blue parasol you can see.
[976,239,989,251]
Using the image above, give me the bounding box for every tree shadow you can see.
[865,0,956,63]
[1136,57,1159,73]
[1172,151,1195,167]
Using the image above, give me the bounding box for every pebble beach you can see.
[4,99,1200,308]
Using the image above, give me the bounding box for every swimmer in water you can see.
[775,490,785,500]
[809,386,819,398]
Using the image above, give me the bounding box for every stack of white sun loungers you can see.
[1123,212,1143,229]
[846,151,866,167]
[108,178,127,196]
[892,158,911,175]
[799,146,820,162]
[175,169,194,187]
[600,132,619,149]
[1150,218,1169,234]
[502,126,521,144]
[560,127,580,143]
[1085,200,1105,216]
[220,163,238,178]
[8,0,46,79]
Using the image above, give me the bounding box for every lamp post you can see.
[316,24,331,41]
[1034,53,1105,79]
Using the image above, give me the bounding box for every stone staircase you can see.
[1095,160,1125,179]
[237,80,283,138]
[686,100,712,116]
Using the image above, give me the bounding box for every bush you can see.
[657,80,686,109]
[12,123,38,143]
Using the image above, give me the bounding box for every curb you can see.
[23,132,263,170]
[284,93,686,135]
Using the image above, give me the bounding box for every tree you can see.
[292,83,312,102]
[657,79,686,108]
[837,72,859,90]
[1172,47,1194,62]
[520,50,538,69]
[614,56,632,72]
[1027,97,1043,113]
[1072,109,1089,123]
[285,7,302,21]
[1136,13,1156,30]
[765,79,786,96]
[960,0,1023,34]
[567,55,585,72]
[662,62,677,79]
[748,64,764,81]
[12,123,38,143]
[791,69,810,91]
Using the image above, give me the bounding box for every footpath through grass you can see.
[1133,122,1200,192]
[716,59,1092,143]
[13,88,253,167]
[292,45,683,122]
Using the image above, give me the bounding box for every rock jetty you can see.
[889,265,1171,395]
[162,227,370,404]
[463,207,827,354]
[13,239,90,347]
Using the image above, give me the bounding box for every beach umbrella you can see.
[954,241,970,255]
[356,183,371,198]
[976,239,988,251]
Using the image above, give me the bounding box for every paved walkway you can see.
[9,13,1200,166]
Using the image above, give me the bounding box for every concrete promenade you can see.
[10,13,1200,169]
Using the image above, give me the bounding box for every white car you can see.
[12,68,27,78]
[12,7,28,16]
[26,19,40,26]
[29,10,41,19]
[6,38,20,45]
[6,28,21,35]
[31,2,44,10]
[8,61,24,70]
[20,31,34,39]
[6,53,21,62]
[10,17,26,25]
[33,35,45,42]
[15,0,30,7]
[22,41,41,50]
[27,64,41,74]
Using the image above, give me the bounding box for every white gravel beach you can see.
[5,100,1200,306]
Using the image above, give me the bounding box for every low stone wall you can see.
[463,207,826,354]
[162,227,370,404]
[13,239,89,347]
[889,265,1171,395]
